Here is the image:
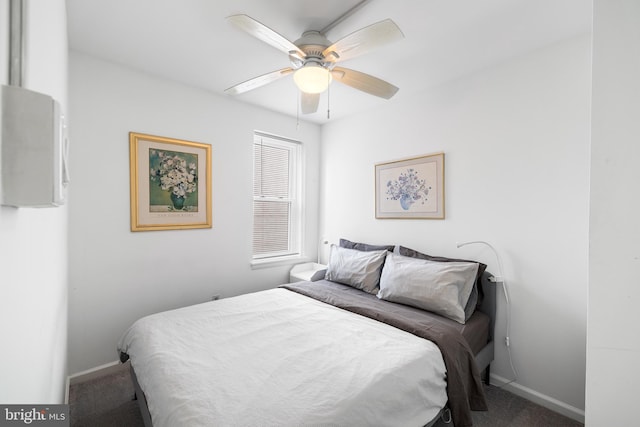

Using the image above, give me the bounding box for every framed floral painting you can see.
[375,152,444,219]
[129,132,212,231]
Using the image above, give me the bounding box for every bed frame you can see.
[131,365,153,427]
[130,271,496,427]
[475,270,497,384]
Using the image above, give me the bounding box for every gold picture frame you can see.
[375,152,445,219]
[129,132,212,231]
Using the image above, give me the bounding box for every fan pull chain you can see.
[327,72,331,120]
[296,90,300,130]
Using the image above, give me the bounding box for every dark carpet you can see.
[69,362,583,426]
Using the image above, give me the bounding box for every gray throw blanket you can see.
[281,280,487,427]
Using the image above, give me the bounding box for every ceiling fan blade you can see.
[227,14,306,59]
[322,19,404,63]
[225,68,294,95]
[300,92,320,114]
[331,67,399,99]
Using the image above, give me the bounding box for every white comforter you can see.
[118,288,447,427]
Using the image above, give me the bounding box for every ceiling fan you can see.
[224,12,404,115]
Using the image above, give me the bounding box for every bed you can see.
[118,242,495,427]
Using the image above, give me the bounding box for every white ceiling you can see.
[66,0,592,124]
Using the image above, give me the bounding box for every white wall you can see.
[586,1,640,425]
[67,52,321,374]
[0,0,68,403]
[320,35,591,421]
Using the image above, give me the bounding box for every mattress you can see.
[118,287,448,427]
[282,279,488,426]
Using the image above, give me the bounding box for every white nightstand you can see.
[289,262,327,283]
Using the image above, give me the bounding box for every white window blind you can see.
[253,132,301,260]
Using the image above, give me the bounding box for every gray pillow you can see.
[398,245,486,321]
[339,238,395,253]
[377,253,479,324]
[325,245,388,294]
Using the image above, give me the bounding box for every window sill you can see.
[250,255,311,270]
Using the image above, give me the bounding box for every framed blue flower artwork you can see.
[129,132,212,231]
[375,152,444,219]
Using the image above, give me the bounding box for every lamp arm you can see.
[457,240,509,303]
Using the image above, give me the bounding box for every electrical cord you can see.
[495,274,519,388]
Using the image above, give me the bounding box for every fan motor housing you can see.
[294,31,330,59]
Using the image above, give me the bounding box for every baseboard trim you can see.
[490,373,585,424]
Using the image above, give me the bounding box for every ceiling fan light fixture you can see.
[293,64,332,94]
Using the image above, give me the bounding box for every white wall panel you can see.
[0,0,68,403]
[320,35,591,420]
[67,52,321,373]
[587,1,640,424]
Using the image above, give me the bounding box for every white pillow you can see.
[325,245,388,294]
[377,253,479,324]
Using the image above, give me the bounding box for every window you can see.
[252,132,302,261]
